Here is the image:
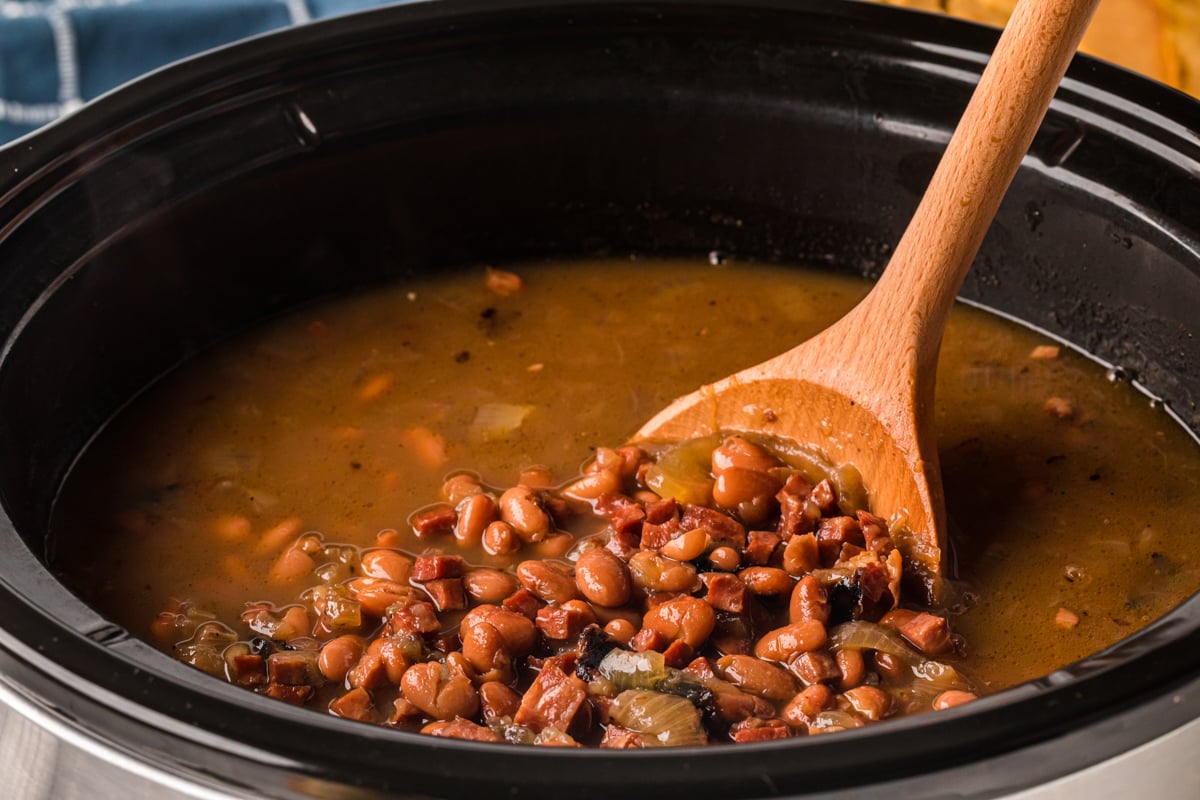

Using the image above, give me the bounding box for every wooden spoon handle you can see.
[859,0,1100,365]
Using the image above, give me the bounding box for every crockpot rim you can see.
[0,0,1197,797]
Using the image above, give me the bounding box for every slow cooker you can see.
[0,1,1197,797]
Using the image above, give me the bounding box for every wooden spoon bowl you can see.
[634,0,1099,603]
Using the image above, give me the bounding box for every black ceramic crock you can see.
[0,1,1197,797]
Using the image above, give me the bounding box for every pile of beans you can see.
[158,434,977,746]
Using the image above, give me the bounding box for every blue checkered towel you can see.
[0,0,403,143]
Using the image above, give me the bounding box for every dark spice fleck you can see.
[455,351,471,363]
[350,461,362,470]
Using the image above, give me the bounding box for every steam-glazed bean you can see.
[712,467,781,527]
[463,568,520,605]
[738,566,792,596]
[842,685,892,721]
[482,520,520,556]
[715,654,797,701]
[517,466,555,489]
[753,620,827,662]
[836,648,866,690]
[603,617,637,645]
[933,690,978,710]
[461,616,513,682]
[789,575,830,624]
[642,596,716,648]
[479,681,522,722]
[707,546,741,572]
[441,473,482,505]
[400,662,479,721]
[318,635,364,683]
[359,549,413,583]
[711,435,779,474]
[517,559,580,604]
[562,468,622,501]
[782,533,819,576]
[782,684,835,727]
[628,550,698,593]
[499,486,551,542]
[531,532,574,559]
[574,548,631,607]
[659,528,710,562]
[348,578,418,618]
[461,605,537,655]
[455,493,497,546]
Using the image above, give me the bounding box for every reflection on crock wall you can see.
[881,0,1200,96]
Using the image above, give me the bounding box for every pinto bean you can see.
[461,605,538,655]
[455,493,497,546]
[836,648,866,690]
[872,651,906,680]
[562,468,622,501]
[782,684,834,727]
[842,685,892,721]
[603,618,637,645]
[753,620,828,662]
[711,436,779,474]
[378,637,414,684]
[627,550,699,594]
[463,568,520,605]
[359,549,413,583]
[713,467,781,526]
[738,566,792,596]
[517,559,580,604]
[641,596,716,649]
[400,662,479,721]
[318,635,364,683]
[789,575,830,624]
[348,578,419,618]
[659,528,711,562]
[782,533,820,576]
[532,532,575,559]
[461,617,513,682]
[517,466,556,489]
[442,472,483,505]
[574,548,632,608]
[479,681,522,722]
[933,690,978,710]
[715,654,797,701]
[482,521,520,556]
[499,486,552,542]
[707,546,741,572]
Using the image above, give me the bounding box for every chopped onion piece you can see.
[828,620,922,665]
[609,689,707,747]
[808,709,863,732]
[470,403,536,441]
[645,435,719,506]
[598,648,668,691]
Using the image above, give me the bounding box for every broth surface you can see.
[52,258,1200,692]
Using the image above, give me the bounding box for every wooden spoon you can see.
[633,0,1099,603]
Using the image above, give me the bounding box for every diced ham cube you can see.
[681,505,746,550]
[701,572,749,614]
[899,612,953,655]
[423,577,466,612]
[514,659,590,734]
[412,554,464,581]
[329,687,375,721]
[410,504,457,538]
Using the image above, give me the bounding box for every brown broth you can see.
[51,257,1200,693]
